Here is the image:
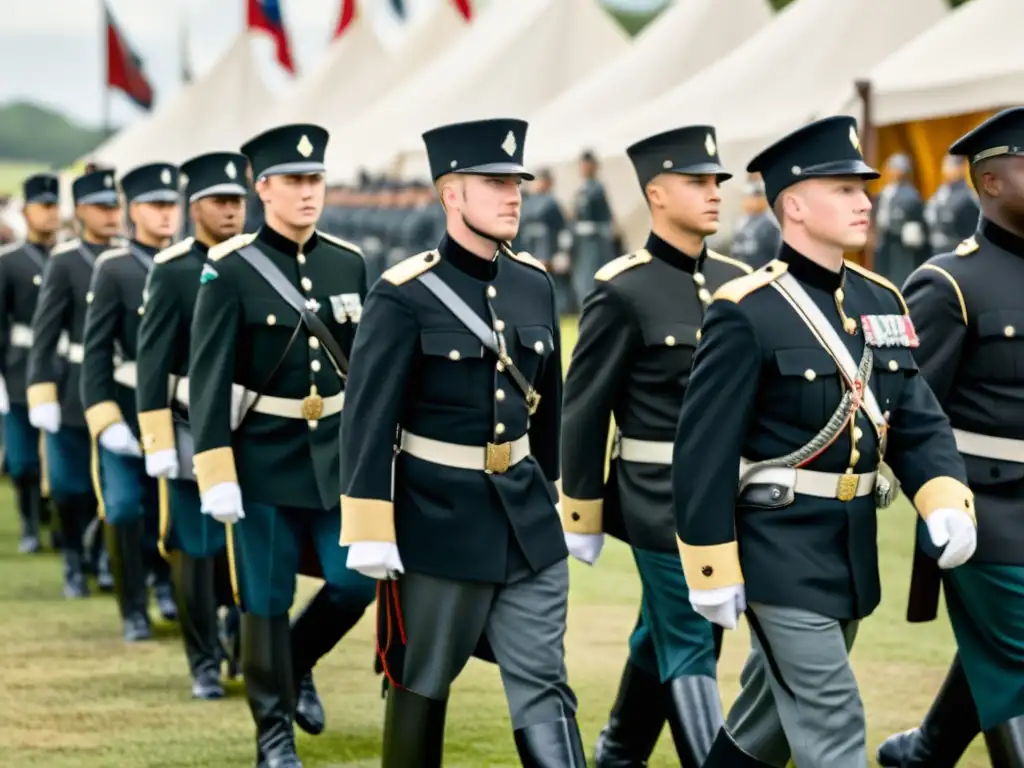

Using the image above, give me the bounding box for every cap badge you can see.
[705,132,716,156]
[502,131,517,157]
[849,125,861,153]
[160,169,172,185]
[103,175,113,188]
[226,161,237,179]
[662,160,673,169]
[297,135,314,158]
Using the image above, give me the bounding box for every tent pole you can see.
[855,78,876,270]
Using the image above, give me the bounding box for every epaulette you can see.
[955,236,979,256]
[154,238,194,265]
[317,231,363,255]
[51,238,82,256]
[382,250,440,285]
[706,249,753,275]
[507,249,547,272]
[209,232,257,262]
[845,260,909,314]
[95,247,128,268]
[713,260,787,303]
[595,250,652,282]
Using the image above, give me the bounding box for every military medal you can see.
[861,314,920,348]
[302,385,324,420]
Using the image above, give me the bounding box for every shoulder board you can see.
[706,249,753,275]
[712,260,787,303]
[382,250,440,285]
[317,231,363,255]
[154,238,195,265]
[955,235,979,256]
[508,249,547,272]
[844,260,909,314]
[209,232,257,263]
[0,242,21,258]
[95,247,128,267]
[51,238,82,256]
[595,250,652,282]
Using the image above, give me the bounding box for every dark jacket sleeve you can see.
[27,254,69,409]
[529,274,562,486]
[80,257,124,437]
[136,262,181,456]
[902,263,967,403]
[560,281,634,534]
[0,252,12,381]
[673,298,761,591]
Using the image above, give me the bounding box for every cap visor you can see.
[132,190,181,204]
[76,191,120,207]
[259,161,325,177]
[801,159,879,180]
[189,183,248,203]
[667,162,733,181]
[26,193,59,204]
[457,163,535,181]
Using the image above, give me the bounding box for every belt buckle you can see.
[302,393,324,420]
[836,473,859,502]
[485,441,512,474]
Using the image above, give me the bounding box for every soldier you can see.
[0,173,61,553]
[571,149,615,310]
[340,118,583,766]
[873,153,930,287]
[395,181,446,270]
[731,173,782,268]
[562,126,752,767]
[358,181,386,286]
[924,154,980,256]
[673,116,978,768]
[27,169,120,598]
[520,169,573,315]
[188,123,376,766]
[876,107,1024,767]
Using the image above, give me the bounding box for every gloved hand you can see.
[689,584,747,630]
[346,541,404,580]
[926,508,977,569]
[29,402,61,434]
[99,422,143,457]
[565,532,604,565]
[145,448,179,479]
[0,376,9,415]
[201,482,245,524]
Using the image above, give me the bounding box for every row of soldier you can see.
[1,105,1021,768]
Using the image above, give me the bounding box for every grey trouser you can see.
[397,559,577,730]
[727,602,864,768]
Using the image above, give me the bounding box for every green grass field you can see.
[0,318,993,766]
[0,161,48,197]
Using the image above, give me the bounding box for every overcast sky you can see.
[0,0,663,130]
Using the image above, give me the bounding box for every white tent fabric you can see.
[830,0,1024,126]
[324,0,631,183]
[528,0,774,165]
[87,34,272,169]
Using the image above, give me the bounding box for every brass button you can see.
[267,314,277,325]
[696,329,702,342]
[307,420,318,430]
[449,350,461,361]
[310,360,321,372]
[301,277,312,291]
[850,449,861,465]
[693,272,706,286]
[888,359,899,372]
[86,291,94,304]
[33,275,41,286]
[496,361,505,372]
[495,319,505,332]
[297,254,306,265]
[571,511,580,522]
[496,389,506,401]
[698,288,711,303]
[309,337,320,349]
[665,335,676,346]
[701,565,713,577]
[534,341,545,353]
[1006,325,1016,338]
[804,369,816,381]
[835,288,844,303]
[137,306,144,316]
[487,286,497,299]
[854,427,863,441]
[495,423,506,436]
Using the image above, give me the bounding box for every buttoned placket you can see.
[297,244,321,430]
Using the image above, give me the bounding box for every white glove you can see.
[565,532,604,565]
[201,482,245,524]
[926,508,977,569]
[98,422,143,457]
[0,376,9,415]
[690,585,747,630]
[29,402,61,434]
[145,448,179,479]
[346,541,404,580]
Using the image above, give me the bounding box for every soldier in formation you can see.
[519,169,572,314]
[562,125,751,767]
[571,149,616,310]
[730,173,782,269]
[923,153,980,256]
[873,153,930,287]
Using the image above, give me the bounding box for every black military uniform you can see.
[0,173,59,553]
[674,116,976,768]
[340,118,583,767]
[924,170,980,256]
[876,107,1024,768]
[27,169,118,598]
[730,178,782,269]
[563,126,750,768]
[571,154,615,309]
[874,155,930,287]
[519,175,572,314]
[188,123,376,767]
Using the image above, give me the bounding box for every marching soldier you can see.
[0,173,61,553]
[562,125,751,767]
[673,116,978,767]
[923,153,980,256]
[27,169,120,598]
[730,173,782,268]
[340,118,582,767]
[876,107,1024,767]
[571,149,615,310]
[394,181,446,273]
[135,152,248,696]
[188,124,377,765]
[873,153,930,287]
[520,169,573,314]
[81,162,181,641]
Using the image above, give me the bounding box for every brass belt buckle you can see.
[836,472,859,502]
[485,442,512,474]
[302,392,324,420]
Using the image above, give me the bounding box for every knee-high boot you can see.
[986,715,1024,768]
[514,715,588,768]
[54,497,88,598]
[106,518,152,642]
[382,686,447,768]
[13,474,42,553]
[594,661,668,767]
[703,728,777,767]
[172,553,223,698]
[244,614,301,768]
[665,675,724,767]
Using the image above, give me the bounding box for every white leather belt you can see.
[574,221,602,236]
[619,437,673,465]
[66,342,83,363]
[400,431,531,474]
[954,428,1024,463]
[10,324,72,359]
[739,458,877,501]
[170,376,344,424]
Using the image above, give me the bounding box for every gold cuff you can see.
[340,496,396,544]
[914,476,975,522]
[562,496,603,534]
[27,382,58,409]
[194,447,237,494]
[85,401,124,438]
[138,409,175,454]
[677,538,744,589]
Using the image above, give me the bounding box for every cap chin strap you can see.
[461,214,504,257]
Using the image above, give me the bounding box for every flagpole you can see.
[101,0,111,136]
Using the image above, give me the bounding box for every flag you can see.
[248,0,295,73]
[105,2,154,110]
[451,0,473,20]
[334,0,357,38]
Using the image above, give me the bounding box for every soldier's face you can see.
[192,195,245,240]
[258,173,325,228]
[23,202,60,236]
[987,157,1024,216]
[942,157,965,183]
[131,201,181,239]
[453,175,523,240]
[792,177,872,250]
[649,173,721,236]
[77,203,121,239]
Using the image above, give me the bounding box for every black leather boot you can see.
[381,686,447,768]
[986,715,1024,768]
[14,474,42,553]
[107,519,152,642]
[876,655,980,767]
[513,716,587,767]
[703,728,775,767]
[221,604,242,680]
[243,613,302,768]
[173,553,223,699]
[54,499,88,598]
[146,543,178,621]
[664,675,724,767]
[594,661,668,767]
